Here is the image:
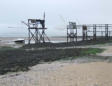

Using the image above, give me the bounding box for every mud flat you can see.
[0,37,112,48]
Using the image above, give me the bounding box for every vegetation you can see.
[0,46,103,75]
[81,48,104,55]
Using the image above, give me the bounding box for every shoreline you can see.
[0,38,112,86]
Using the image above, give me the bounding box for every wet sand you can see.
[0,37,66,47]
[0,37,66,46]
[0,37,26,47]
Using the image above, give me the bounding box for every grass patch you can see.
[81,48,104,55]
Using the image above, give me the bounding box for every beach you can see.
[0,61,112,86]
[0,37,112,86]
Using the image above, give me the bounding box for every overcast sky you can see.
[0,0,112,37]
